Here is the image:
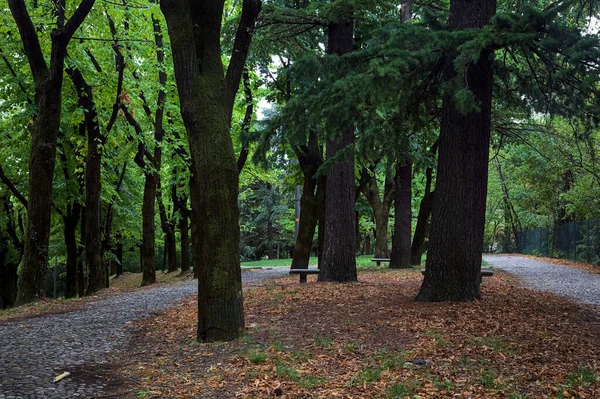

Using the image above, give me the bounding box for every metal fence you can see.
[515,219,600,264]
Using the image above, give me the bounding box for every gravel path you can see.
[484,255,600,307]
[0,268,288,399]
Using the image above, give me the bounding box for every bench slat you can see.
[289,269,320,275]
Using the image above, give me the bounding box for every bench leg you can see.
[376,261,381,266]
[300,274,307,284]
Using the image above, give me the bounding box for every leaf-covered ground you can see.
[106,269,600,398]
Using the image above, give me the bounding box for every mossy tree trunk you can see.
[390,158,412,269]
[9,0,96,305]
[416,0,496,302]
[161,0,261,341]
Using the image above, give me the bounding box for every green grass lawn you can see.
[241,254,490,269]
[241,255,415,268]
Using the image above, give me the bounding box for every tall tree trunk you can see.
[416,0,496,302]
[82,90,104,294]
[10,0,96,305]
[121,12,167,287]
[161,0,260,341]
[390,158,412,269]
[318,13,357,282]
[411,166,434,265]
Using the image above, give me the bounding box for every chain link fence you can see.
[515,219,600,264]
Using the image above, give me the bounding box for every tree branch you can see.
[8,0,48,80]
[225,0,261,104]
[0,162,27,208]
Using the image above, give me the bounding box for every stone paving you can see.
[0,268,288,399]
[483,255,600,307]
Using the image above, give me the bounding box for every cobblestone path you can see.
[484,255,600,307]
[0,268,288,399]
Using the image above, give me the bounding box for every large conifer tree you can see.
[318,11,357,283]
[416,0,496,301]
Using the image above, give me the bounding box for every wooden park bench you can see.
[371,258,390,266]
[420,269,494,277]
[289,268,320,284]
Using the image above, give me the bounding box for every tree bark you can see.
[9,0,96,305]
[416,0,496,302]
[161,0,260,341]
[390,158,412,269]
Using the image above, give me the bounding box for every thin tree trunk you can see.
[390,158,412,269]
[157,179,177,273]
[416,0,496,302]
[410,167,434,265]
